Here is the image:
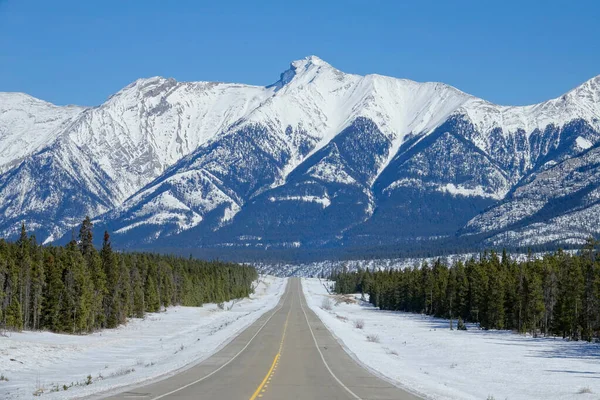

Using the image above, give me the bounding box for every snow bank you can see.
[302,278,600,400]
[0,276,287,399]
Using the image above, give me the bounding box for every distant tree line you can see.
[331,243,600,341]
[155,232,578,265]
[0,217,257,333]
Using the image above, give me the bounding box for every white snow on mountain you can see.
[0,93,83,172]
[438,183,505,200]
[239,56,475,185]
[459,75,600,142]
[66,77,273,202]
[576,135,593,149]
[1,57,599,246]
[268,195,331,208]
[466,145,600,238]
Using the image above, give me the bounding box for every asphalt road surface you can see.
[106,278,421,400]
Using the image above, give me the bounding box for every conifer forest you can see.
[332,243,600,341]
[0,217,257,333]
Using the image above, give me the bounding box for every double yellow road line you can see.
[249,296,293,400]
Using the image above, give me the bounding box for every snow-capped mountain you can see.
[1,56,599,252]
[0,93,84,173]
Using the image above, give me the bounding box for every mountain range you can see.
[1,56,599,256]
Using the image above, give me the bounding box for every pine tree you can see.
[42,252,65,332]
[101,231,120,328]
[117,258,131,323]
[555,256,584,339]
[131,266,145,318]
[524,270,545,337]
[16,223,31,329]
[454,261,469,320]
[581,238,599,341]
[30,245,45,330]
[0,218,258,334]
[467,258,487,326]
[329,245,600,341]
[5,295,23,330]
[78,216,94,257]
[145,274,160,313]
[541,256,558,336]
[485,252,505,329]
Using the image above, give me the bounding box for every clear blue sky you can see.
[0,0,598,106]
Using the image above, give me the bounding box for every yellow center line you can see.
[249,295,293,400]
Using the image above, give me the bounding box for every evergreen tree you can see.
[5,295,23,331]
[42,252,64,332]
[16,223,31,329]
[78,216,94,257]
[0,219,258,333]
[145,274,160,313]
[330,245,600,341]
[484,252,505,329]
[524,270,545,337]
[131,266,145,318]
[30,244,45,330]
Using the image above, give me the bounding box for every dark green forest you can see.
[332,243,600,341]
[0,218,257,333]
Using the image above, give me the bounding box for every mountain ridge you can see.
[1,56,599,254]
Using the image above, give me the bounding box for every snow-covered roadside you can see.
[0,276,287,400]
[302,278,600,400]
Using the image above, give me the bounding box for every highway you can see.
[106,278,421,400]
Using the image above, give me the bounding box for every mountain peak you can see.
[291,55,330,69]
[269,56,334,91]
[107,76,178,104]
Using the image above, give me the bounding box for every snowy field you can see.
[303,278,600,400]
[0,276,287,399]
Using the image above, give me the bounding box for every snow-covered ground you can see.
[0,275,287,400]
[303,278,600,400]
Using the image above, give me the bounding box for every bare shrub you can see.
[354,319,365,329]
[33,376,44,396]
[385,348,398,356]
[109,367,135,378]
[334,294,357,305]
[366,334,380,343]
[227,298,241,311]
[335,314,348,322]
[321,298,333,311]
[578,387,592,394]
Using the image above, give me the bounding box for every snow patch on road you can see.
[302,278,600,400]
[0,276,287,400]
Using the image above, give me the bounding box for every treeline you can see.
[332,243,600,341]
[0,218,257,333]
